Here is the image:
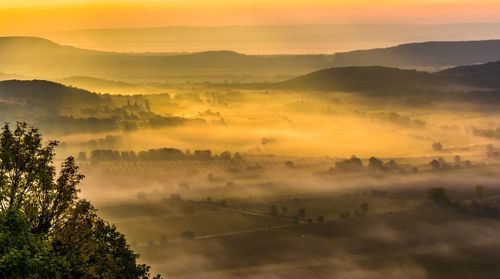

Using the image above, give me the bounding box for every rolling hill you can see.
[0,80,198,134]
[332,40,500,69]
[0,37,332,82]
[272,60,500,94]
[273,66,448,94]
[438,60,500,89]
[4,37,500,83]
[0,79,101,106]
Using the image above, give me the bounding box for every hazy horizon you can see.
[3,1,500,279]
[2,0,500,55]
[28,23,500,54]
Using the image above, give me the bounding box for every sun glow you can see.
[1,0,500,35]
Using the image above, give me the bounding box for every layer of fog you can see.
[45,23,500,54]
[55,89,500,160]
[38,87,500,278]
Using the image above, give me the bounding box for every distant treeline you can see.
[472,127,500,140]
[329,155,472,174]
[81,148,242,163]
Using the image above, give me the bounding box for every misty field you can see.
[72,155,500,278]
[52,85,500,278]
[3,24,500,278]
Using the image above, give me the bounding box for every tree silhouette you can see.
[430,159,441,170]
[368,157,384,170]
[269,205,279,216]
[475,185,484,200]
[180,231,195,239]
[361,203,370,215]
[427,187,450,205]
[0,123,157,278]
[432,142,443,151]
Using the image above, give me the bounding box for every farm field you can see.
[76,158,500,277]
[133,206,500,278]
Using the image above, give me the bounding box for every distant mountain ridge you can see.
[3,37,500,83]
[332,40,500,68]
[46,23,500,54]
[0,37,331,82]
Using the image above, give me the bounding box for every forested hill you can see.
[437,60,500,89]
[0,79,101,105]
[4,37,500,82]
[273,66,446,93]
[331,40,500,68]
[273,60,500,93]
[0,37,332,81]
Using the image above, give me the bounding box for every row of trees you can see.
[333,155,473,173]
[82,148,243,163]
[0,123,158,278]
[267,206,327,224]
[339,203,370,219]
[472,127,500,140]
[334,155,408,172]
[429,156,472,170]
[428,185,485,204]
[427,186,500,219]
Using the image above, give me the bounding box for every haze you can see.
[2,1,500,54]
[2,0,500,278]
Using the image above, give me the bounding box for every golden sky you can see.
[1,0,500,34]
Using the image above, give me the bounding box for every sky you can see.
[1,0,500,35]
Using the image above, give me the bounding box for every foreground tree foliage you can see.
[0,123,159,278]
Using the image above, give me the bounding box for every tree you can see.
[430,159,441,170]
[269,205,279,216]
[368,157,384,170]
[340,211,351,219]
[233,152,243,161]
[427,187,450,205]
[0,123,83,235]
[438,158,449,169]
[51,201,153,278]
[219,151,232,160]
[432,142,443,151]
[0,123,157,278]
[0,209,59,278]
[360,203,370,215]
[335,155,363,172]
[475,185,485,200]
[384,160,400,172]
[180,231,195,240]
